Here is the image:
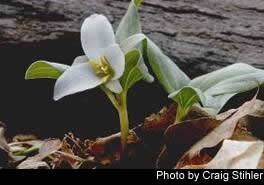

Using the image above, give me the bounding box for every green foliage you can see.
[169,86,204,122]
[169,63,264,117]
[134,0,143,7]
[25,61,69,80]
[143,39,190,94]
[122,2,264,120]
[116,0,153,84]
[120,49,143,91]
[115,0,142,43]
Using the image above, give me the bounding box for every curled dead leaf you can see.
[17,139,62,169]
[0,122,9,152]
[0,122,9,168]
[157,117,221,168]
[159,92,264,169]
[181,140,264,169]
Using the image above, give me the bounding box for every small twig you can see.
[64,134,83,151]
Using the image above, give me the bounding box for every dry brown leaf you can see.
[38,139,62,158]
[17,161,50,169]
[0,122,10,153]
[243,100,264,140]
[12,134,38,142]
[0,122,10,168]
[17,139,62,169]
[181,140,264,169]
[216,108,237,120]
[159,92,262,169]
[143,105,176,134]
[179,93,257,164]
[55,151,85,169]
[55,138,88,169]
[157,117,221,168]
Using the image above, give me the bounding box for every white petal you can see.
[54,63,103,101]
[106,80,123,94]
[72,55,88,66]
[81,14,115,59]
[104,44,125,80]
[47,62,70,72]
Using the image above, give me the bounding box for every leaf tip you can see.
[24,61,42,80]
[134,0,142,7]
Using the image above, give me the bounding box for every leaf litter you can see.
[2,93,264,169]
[159,91,264,169]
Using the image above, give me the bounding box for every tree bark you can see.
[1,0,264,76]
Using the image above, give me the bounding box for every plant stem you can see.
[101,86,119,110]
[101,86,129,152]
[118,92,129,152]
[175,105,187,123]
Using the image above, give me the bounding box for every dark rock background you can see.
[0,0,264,138]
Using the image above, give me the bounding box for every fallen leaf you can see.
[17,161,50,169]
[243,100,264,140]
[216,108,237,120]
[0,122,9,168]
[38,139,62,159]
[0,122,10,153]
[157,118,221,168]
[17,139,62,169]
[12,134,38,142]
[181,140,264,169]
[55,137,87,169]
[159,92,261,169]
[143,105,176,134]
[179,92,258,165]
[55,151,85,169]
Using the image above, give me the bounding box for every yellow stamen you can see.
[90,56,114,83]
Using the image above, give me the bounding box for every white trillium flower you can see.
[54,14,125,101]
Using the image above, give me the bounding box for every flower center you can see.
[90,56,114,83]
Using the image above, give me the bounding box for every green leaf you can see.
[117,0,190,99]
[144,39,190,94]
[116,0,153,84]
[119,33,146,54]
[126,67,143,90]
[137,56,154,83]
[188,63,264,114]
[25,61,69,80]
[204,93,236,114]
[120,49,143,91]
[120,34,154,83]
[115,0,142,43]
[134,0,143,7]
[189,63,260,92]
[205,72,264,96]
[169,86,205,107]
[169,86,205,122]
[202,71,264,114]
[169,86,235,118]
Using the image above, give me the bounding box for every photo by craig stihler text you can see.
[157,171,264,182]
